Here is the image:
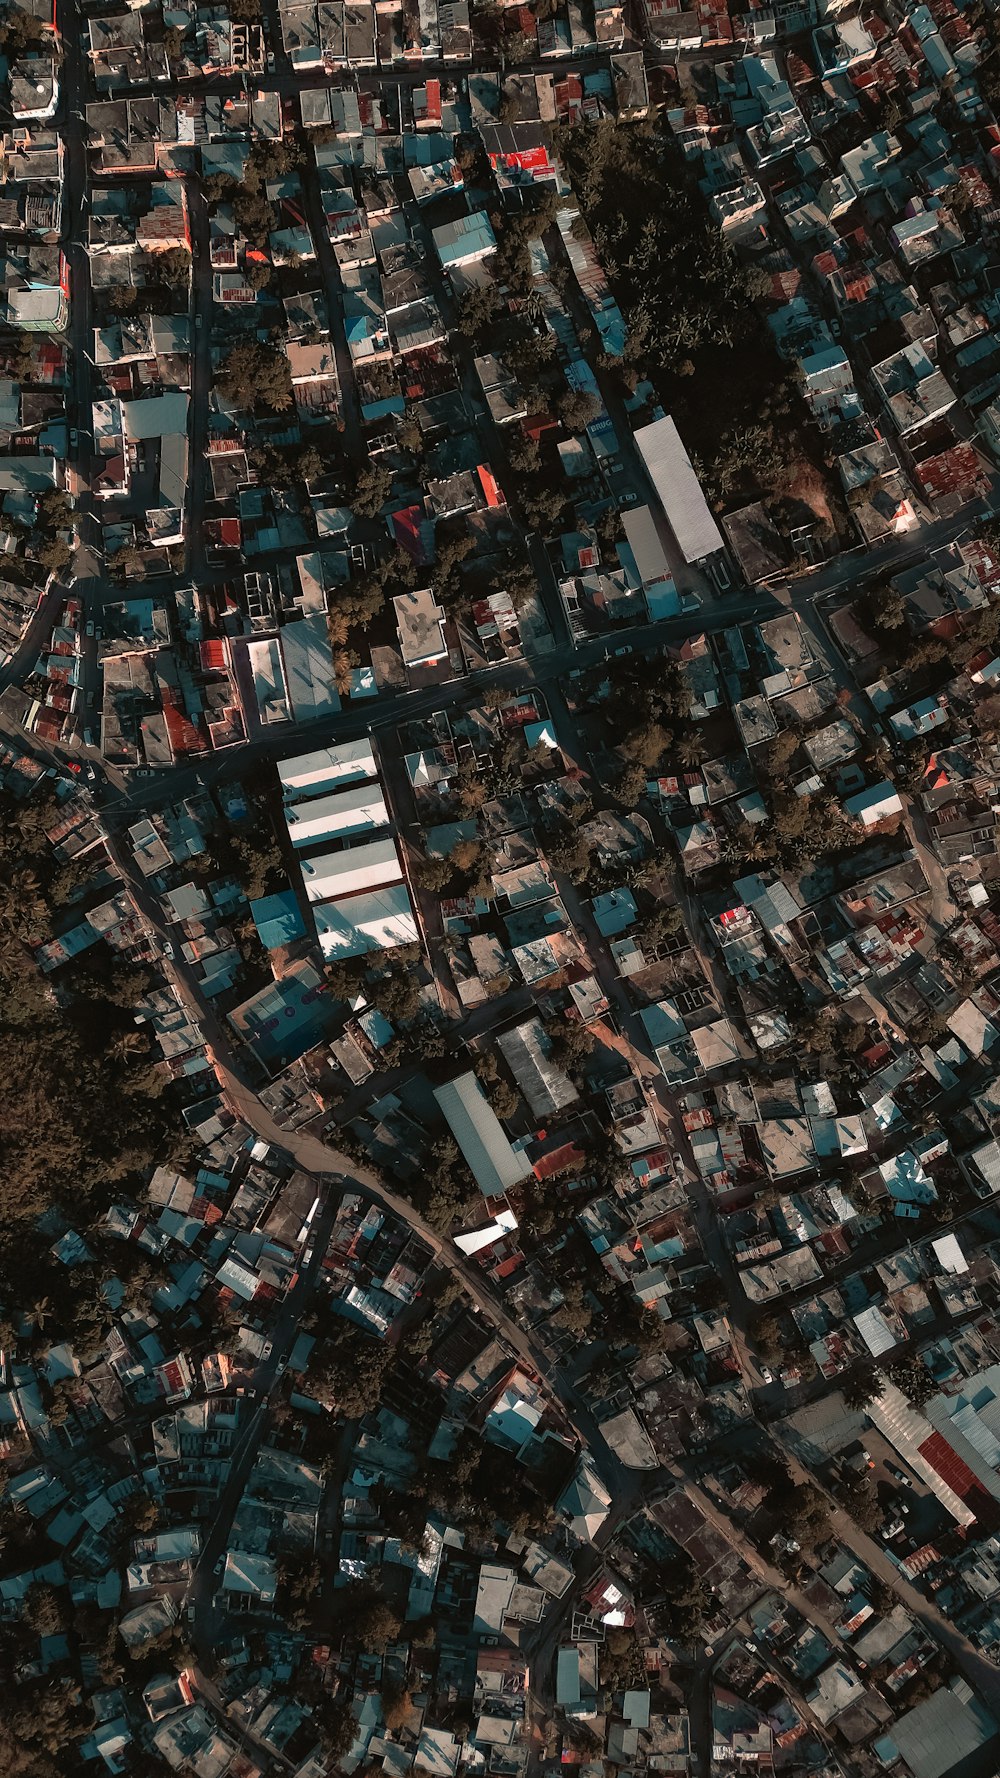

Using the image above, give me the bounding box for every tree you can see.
[244,257,273,292]
[550,1278,593,1337]
[456,281,505,342]
[0,5,50,56]
[23,1582,66,1635]
[350,462,393,519]
[616,761,648,807]
[888,1353,935,1409]
[217,341,292,413]
[354,1596,402,1653]
[381,1682,412,1732]
[543,1015,594,1081]
[413,852,455,894]
[652,1554,710,1642]
[157,247,192,287]
[782,1482,831,1551]
[204,172,238,205]
[36,537,72,574]
[278,1553,323,1630]
[843,1361,883,1412]
[35,489,72,533]
[860,580,907,636]
[307,1327,394,1419]
[557,388,601,432]
[841,1474,882,1535]
[642,903,685,950]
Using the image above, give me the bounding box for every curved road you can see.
[110,823,1000,1729]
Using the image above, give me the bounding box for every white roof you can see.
[300,837,402,902]
[853,1305,897,1357]
[286,783,389,848]
[634,414,725,564]
[278,738,376,799]
[454,1208,518,1255]
[931,1232,968,1274]
[222,1550,277,1600]
[472,1563,516,1634]
[315,884,418,958]
[433,1072,533,1198]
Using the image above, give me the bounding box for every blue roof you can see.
[251,890,306,951]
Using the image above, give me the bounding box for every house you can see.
[843,782,903,827]
[393,588,449,672]
[431,210,496,270]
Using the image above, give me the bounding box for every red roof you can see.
[477,464,504,508]
[919,1429,992,1519]
[533,1141,586,1179]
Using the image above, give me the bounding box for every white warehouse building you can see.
[300,838,403,904]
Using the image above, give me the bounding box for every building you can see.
[433,1072,533,1198]
[285,783,389,848]
[299,837,403,904]
[431,210,496,270]
[633,415,725,565]
[278,740,377,800]
[393,588,448,672]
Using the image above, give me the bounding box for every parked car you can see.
[885,1462,911,1486]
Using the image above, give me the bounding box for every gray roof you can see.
[433,1072,532,1199]
[634,415,724,564]
[889,1680,997,1778]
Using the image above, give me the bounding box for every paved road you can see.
[19,14,1000,1717]
[185,1184,340,1674]
[186,176,213,585]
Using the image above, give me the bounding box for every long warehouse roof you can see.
[433,1072,533,1199]
[634,414,725,565]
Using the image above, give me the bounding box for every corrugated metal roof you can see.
[634,415,725,564]
[433,1072,532,1199]
[853,1305,897,1356]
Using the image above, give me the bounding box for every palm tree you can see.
[111,1030,148,1067]
[676,734,704,770]
[27,1297,52,1335]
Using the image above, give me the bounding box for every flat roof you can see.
[286,782,389,847]
[301,837,402,903]
[278,738,376,799]
[315,883,418,958]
